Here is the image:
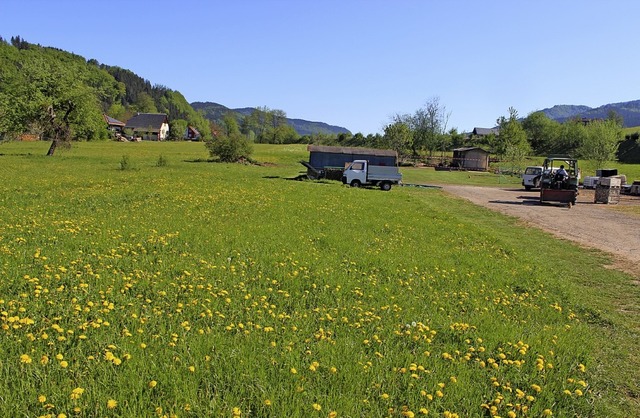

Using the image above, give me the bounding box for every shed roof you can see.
[307,145,397,157]
[125,113,168,130]
[453,147,490,153]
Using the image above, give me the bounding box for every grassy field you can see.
[1,141,639,417]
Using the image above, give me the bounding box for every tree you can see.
[578,119,622,168]
[522,111,559,155]
[411,97,451,156]
[495,107,530,172]
[168,119,188,141]
[205,114,252,162]
[383,120,412,158]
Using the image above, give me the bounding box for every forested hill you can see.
[540,100,640,127]
[190,102,351,136]
[0,36,212,141]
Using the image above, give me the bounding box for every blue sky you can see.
[1,0,639,134]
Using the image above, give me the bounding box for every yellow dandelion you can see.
[313,403,322,411]
[40,355,49,365]
[70,387,84,400]
[290,367,297,374]
[232,406,242,417]
[60,361,69,368]
[20,354,33,364]
[543,409,553,416]
[107,399,118,409]
[264,399,272,406]
[148,380,158,388]
[38,395,46,403]
[419,408,429,415]
[328,412,338,418]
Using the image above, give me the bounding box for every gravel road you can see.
[443,185,640,277]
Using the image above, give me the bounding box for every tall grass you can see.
[0,141,638,417]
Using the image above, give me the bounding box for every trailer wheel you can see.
[380,182,392,191]
[350,180,361,188]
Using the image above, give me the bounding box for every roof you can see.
[453,147,490,153]
[103,114,125,127]
[472,127,499,136]
[125,113,169,131]
[307,145,397,158]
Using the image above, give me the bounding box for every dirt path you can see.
[444,185,640,277]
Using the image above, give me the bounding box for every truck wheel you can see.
[350,180,361,188]
[524,185,532,191]
[380,182,392,191]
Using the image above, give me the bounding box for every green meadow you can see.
[1,141,639,418]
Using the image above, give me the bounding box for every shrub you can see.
[205,132,252,162]
[156,154,169,167]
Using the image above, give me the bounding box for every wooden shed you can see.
[452,147,490,171]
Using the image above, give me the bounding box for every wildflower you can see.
[328,412,338,418]
[232,406,242,417]
[531,384,542,393]
[578,363,586,372]
[60,361,69,368]
[380,393,389,400]
[290,367,297,374]
[419,408,428,415]
[543,409,553,416]
[41,355,49,365]
[38,395,47,403]
[20,354,33,364]
[107,399,118,409]
[264,399,272,406]
[148,380,158,388]
[313,403,322,411]
[70,387,84,400]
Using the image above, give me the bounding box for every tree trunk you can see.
[46,140,57,156]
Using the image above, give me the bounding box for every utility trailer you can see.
[342,160,402,191]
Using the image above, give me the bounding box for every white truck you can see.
[341,160,402,191]
[522,166,545,190]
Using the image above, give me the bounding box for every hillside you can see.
[540,100,640,127]
[191,101,351,136]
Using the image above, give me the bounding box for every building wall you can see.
[159,123,169,141]
[463,150,489,170]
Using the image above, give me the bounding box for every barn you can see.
[452,147,490,171]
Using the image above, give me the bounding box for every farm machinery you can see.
[539,155,579,207]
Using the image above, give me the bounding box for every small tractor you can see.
[539,155,579,207]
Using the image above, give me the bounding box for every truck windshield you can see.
[350,162,364,170]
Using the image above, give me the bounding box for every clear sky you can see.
[1,0,639,134]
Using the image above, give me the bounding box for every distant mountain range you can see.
[191,101,351,136]
[539,99,640,127]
